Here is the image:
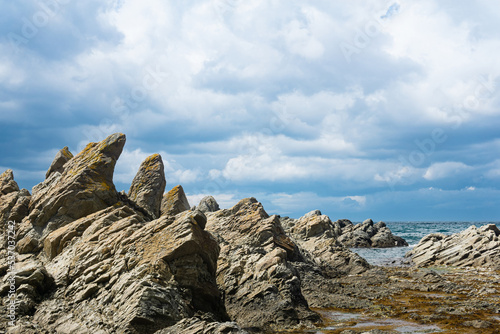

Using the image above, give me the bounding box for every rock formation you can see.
[197,196,220,213]
[45,146,73,179]
[335,218,408,248]
[160,185,190,216]
[128,154,166,219]
[205,198,320,330]
[406,224,500,269]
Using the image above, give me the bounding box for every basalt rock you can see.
[45,146,74,179]
[128,154,166,219]
[205,198,319,331]
[406,224,500,269]
[161,185,190,216]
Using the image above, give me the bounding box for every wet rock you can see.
[128,154,166,219]
[197,196,220,213]
[205,198,319,330]
[407,224,500,269]
[161,185,190,216]
[45,146,74,179]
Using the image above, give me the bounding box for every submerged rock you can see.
[407,224,500,269]
[128,154,166,219]
[161,185,190,216]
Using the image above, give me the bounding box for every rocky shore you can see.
[1,133,499,334]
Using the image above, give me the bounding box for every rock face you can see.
[407,224,500,269]
[45,146,74,179]
[128,154,166,219]
[0,169,20,195]
[161,185,190,216]
[0,170,30,224]
[198,196,220,213]
[28,133,126,235]
[205,198,320,330]
[335,219,408,248]
[282,211,371,276]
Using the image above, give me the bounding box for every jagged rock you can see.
[161,185,190,216]
[198,196,220,213]
[205,198,319,330]
[282,214,370,276]
[25,133,126,240]
[335,219,408,248]
[128,154,166,219]
[406,224,500,269]
[45,146,74,179]
[0,169,19,195]
[155,317,248,334]
[0,187,30,224]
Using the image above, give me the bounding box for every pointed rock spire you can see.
[46,146,74,179]
[128,153,166,219]
[28,133,126,233]
[0,169,19,196]
[161,185,190,216]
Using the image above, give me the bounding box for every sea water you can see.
[350,221,499,266]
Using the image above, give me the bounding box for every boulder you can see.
[27,133,126,236]
[205,198,319,330]
[45,146,74,179]
[128,154,166,219]
[407,224,500,269]
[161,185,190,216]
[197,196,220,213]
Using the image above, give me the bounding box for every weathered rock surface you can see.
[161,185,190,216]
[0,171,30,224]
[155,317,248,334]
[45,146,74,179]
[205,198,320,331]
[197,196,220,213]
[281,211,370,276]
[27,133,126,238]
[335,219,408,248]
[128,154,166,219]
[0,170,19,195]
[407,224,500,269]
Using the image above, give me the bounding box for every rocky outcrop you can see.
[155,317,248,334]
[281,211,370,276]
[161,185,190,216]
[406,224,500,269]
[0,169,19,195]
[27,133,126,235]
[205,198,319,330]
[128,154,166,219]
[335,219,408,248]
[45,146,74,179]
[197,196,220,213]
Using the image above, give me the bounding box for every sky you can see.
[0,0,499,221]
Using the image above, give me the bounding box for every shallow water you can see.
[350,221,498,265]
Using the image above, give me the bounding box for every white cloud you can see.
[423,161,472,181]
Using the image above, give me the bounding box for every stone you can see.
[0,169,19,195]
[205,198,319,330]
[45,146,74,179]
[161,185,190,216]
[155,317,248,334]
[407,224,500,269]
[197,196,220,213]
[333,219,408,248]
[27,133,126,236]
[128,154,166,219]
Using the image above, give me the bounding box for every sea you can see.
[350,221,500,266]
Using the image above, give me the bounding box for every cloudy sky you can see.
[1,0,499,221]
